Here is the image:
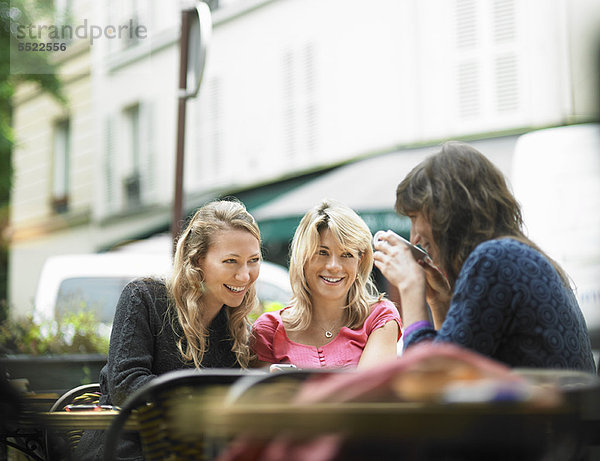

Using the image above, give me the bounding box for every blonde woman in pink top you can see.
[251,199,402,370]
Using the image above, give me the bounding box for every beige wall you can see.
[10,43,96,316]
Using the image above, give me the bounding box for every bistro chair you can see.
[1,372,49,461]
[48,382,102,412]
[46,382,110,460]
[103,368,264,461]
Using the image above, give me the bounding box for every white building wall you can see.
[89,0,589,222]
[91,0,179,222]
[185,0,577,192]
[567,0,600,120]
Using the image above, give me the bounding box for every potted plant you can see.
[0,310,109,394]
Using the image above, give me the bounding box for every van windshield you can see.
[53,275,292,326]
[56,277,136,324]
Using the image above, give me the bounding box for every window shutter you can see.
[454,0,520,124]
[104,116,116,215]
[282,41,318,166]
[139,101,156,204]
[492,0,519,113]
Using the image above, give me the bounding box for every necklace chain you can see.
[317,318,343,338]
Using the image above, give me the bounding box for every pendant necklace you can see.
[319,319,341,338]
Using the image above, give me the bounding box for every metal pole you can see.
[171,10,191,256]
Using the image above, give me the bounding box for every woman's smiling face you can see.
[303,228,360,307]
[199,228,261,312]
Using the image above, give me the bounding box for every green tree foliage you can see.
[0,0,64,320]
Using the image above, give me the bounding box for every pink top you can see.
[251,300,402,369]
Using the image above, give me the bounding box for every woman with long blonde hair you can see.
[252,199,401,370]
[169,199,260,369]
[76,199,261,460]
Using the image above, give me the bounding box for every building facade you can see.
[8,0,600,315]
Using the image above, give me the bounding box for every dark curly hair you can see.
[395,141,568,288]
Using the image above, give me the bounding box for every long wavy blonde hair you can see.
[167,199,260,368]
[285,199,383,331]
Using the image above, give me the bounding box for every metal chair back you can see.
[103,368,264,461]
[46,382,103,459]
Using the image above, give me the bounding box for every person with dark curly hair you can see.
[374,141,595,372]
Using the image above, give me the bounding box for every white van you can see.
[511,123,600,347]
[33,252,291,338]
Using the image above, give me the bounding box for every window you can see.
[123,104,141,208]
[52,119,70,214]
[53,0,74,43]
[109,0,149,50]
[101,101,154,217]
[56,276,134,324]
[54,0,73,25]
[206,0,243,11]
[453,0,521,124]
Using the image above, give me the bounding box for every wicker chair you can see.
[103,368,264,461]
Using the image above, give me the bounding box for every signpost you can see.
[171,1,212,254]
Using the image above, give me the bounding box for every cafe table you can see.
[192,400,593,460]
[166,368,600,461]
[39,409,139,431]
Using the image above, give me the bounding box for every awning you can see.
[225,168,337,212]
[108,135,517,253]
[251,135,519,243]
[250,149,431,241]
[257,212,410,243]
[101,170,336,252]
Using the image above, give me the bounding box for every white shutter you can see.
[454,0,520,126]
[494,54,519,112]
[492,0,519,114]
[196,76,223,185]
[104,116,116,215]
[455,0,482,120]
[282,41,318,166]
[282,49,296,162]
[208,77,223,175]
[138,100,155,204]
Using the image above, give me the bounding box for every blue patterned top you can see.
[403,238,596,372]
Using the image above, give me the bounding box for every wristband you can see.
[403,320,434,337]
